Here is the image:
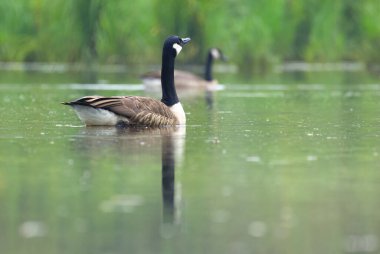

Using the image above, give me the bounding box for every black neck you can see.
[204,52,214,81]
[161,49,179,106]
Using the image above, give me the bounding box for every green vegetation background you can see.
[0,0,379,70]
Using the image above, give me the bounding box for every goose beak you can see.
[221,54,228,62]
[180,37,191,46]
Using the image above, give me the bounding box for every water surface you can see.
[0,70,380,254]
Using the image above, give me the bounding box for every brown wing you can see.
[112,96,178,126]
[141,70,161,79]
[64,96,178,126]
[141,69,208,88]
[142,69,204,81]
[174,70,204,81]
[174,70,210,88]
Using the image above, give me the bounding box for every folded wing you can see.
[64,96,178,126]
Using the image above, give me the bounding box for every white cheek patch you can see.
[211,48,220,59]
[173,43,182,55]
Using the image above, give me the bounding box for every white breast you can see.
[71,105,122,126]
[170,102,186,125]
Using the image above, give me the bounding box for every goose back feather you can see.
[142,48,225,89]
[63,96,179,126]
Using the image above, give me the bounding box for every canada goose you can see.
[142,48,226,89]
[63,35,191,127]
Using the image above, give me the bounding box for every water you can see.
[0,69,380,254]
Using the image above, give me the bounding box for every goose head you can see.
[209,48,227,61]
[204,48,227,82]
[163,36,191,57]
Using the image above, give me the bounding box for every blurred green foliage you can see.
[0,0,379,69]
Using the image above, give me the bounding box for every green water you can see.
[0,70,380,254]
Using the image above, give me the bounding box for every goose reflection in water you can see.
[70,125,185,230]
[161,129,180,226]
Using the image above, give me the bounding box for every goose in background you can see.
[142,48,226,91]
[63,35,191,127]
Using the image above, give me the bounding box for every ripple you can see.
[59,83,143,91]
[223,92,284,98]
[100,195,144,213]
